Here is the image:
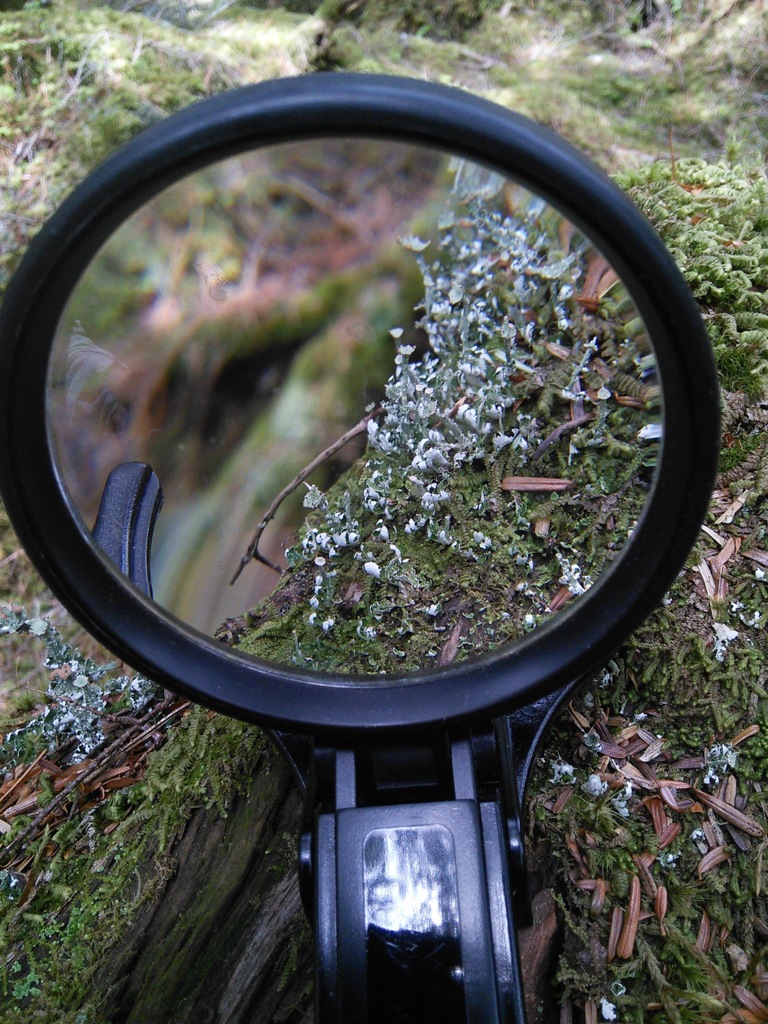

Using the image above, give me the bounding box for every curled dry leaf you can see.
[715,492,749,525]
[655,885,668,937]
[726,823,752,853]
[632,852,658,898]
[618,762,658,791]
[703,820,721,849]
[615,394,647,409]
[575,254,618,313]
[567,702,591,731]
[671,755,706,771]
[743,549,768,569]
[731,1009,765,1024]
[660,783,695,811]
[753,964,768,1000]
[636,727,659,745]
[728,944,750,973]
[731,724,761,747]
[709,536,741,574]
[599,740,628,760]
[591,879,608,915]
[545,341,570,360]
[567,836,590,879]
[702,524,728,546]
[575,877,608,914]
[733,986,768,1023]
[638,737,666,762]
[619,724,640,740]
[659,821,681,849]
[548,585,574,613]
[696,909,713,953]
[723,775,738,807]
[697,559,717,599]
[552,785,575,814]
[0,751,46,814]
[640,794,667,835]
[533,517,550,537]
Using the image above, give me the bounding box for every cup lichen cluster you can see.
[234,174,658,674]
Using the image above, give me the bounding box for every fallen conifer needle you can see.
[500,475,574,492]
[616,874,641,959]
[691,788,765,837]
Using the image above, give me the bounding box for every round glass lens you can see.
[47,138,661,678]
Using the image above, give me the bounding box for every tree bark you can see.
[97,736,315,1024]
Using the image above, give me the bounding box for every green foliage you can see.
[317,0,497,38]
[2,3,768,1022]
[0,634,265,1022]
[360,0,499,39]
[98,0,239,29]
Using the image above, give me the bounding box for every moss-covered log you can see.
[3,4,768,1024]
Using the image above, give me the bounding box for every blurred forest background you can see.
[1,2,768,1023]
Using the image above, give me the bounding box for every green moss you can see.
[236,182,658,673]
[3,3,768,1021]
[617,158,768,398]
[0,706,266,1023]
[359,0,500,39]
[522,156,768,1021]
[0,2,322,291]
[236,153,768,1020]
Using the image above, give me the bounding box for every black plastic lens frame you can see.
[0,73,718,737]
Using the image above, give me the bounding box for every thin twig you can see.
[532,412,594,462]
[230,408,381,585]
[0,549,22,570]
[38,689,145,728]
[120,702,189,756]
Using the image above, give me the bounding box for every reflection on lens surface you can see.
[48,139,661,676]
[364,826,465,1024]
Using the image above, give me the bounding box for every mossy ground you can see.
[524,157,768,1023]
[0,701,270,1023]
[2,2,768,1022]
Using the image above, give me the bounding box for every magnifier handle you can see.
[92,462,163,597]
[309,734,541,1024]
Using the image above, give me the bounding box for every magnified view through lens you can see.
[48,138,661,677]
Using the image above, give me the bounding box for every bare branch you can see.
[230,408,381,585]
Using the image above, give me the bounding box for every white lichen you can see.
[703,742,738,787]
[582,773,609,797]
[599,997,618,1021]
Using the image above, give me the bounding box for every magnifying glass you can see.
[0,74,719,1022]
